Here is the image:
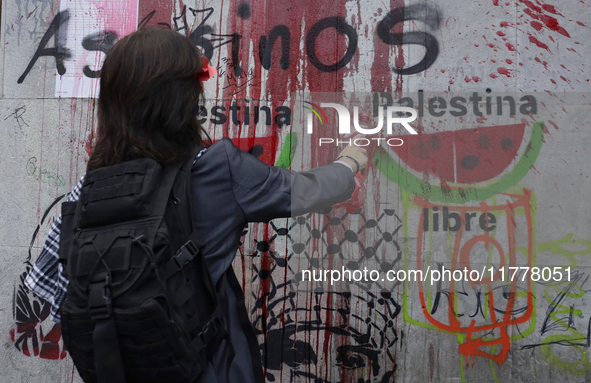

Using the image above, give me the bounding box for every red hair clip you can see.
[197,57,217,84]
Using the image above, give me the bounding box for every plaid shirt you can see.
[24,149,209,322]
[24,176,85,322]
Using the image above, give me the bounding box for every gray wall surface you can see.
[2,0,591,382]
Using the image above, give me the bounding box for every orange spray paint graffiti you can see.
[413,190,535,365]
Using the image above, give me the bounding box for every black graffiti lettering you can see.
[306,17,358,73]
[4,106,29,128]
[210,33,242,75]
[231,34,243,76]
[190,25,214,60]
[541,273,586,335]
[18,10,70,84]
[81,31,117,78]
[138,10,156,29]
[469,290,485,318]
[185,7,215,60]
[377,4,439,75]
[259,25,290,70]
[173,5,190,34]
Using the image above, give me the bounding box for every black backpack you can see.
[59,155,226,383]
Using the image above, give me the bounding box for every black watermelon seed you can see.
[461,156,479,170]
[478,134,491,149]
[501,138,514,150]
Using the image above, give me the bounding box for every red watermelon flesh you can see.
[390,130,455,182]
[454,124,524,183]
[390,124,525,184]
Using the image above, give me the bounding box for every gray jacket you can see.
[192,138,355,383]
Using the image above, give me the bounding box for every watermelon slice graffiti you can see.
[391,123,525,184]
[380,122,545,367]
[375,122,545,203]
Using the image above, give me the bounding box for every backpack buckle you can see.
[173,240,199,268]
[198,316,222,344]
[88,276,113,320]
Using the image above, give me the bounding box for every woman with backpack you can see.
[26,27,367,383]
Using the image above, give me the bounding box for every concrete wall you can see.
[2,0,591,382]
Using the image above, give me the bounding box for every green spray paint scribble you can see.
[490,345,500,383]
[538,233,591,268]
[26,157,66,187]
[374,122,545,203]
[274,132,297,169]
[540,334,589,374]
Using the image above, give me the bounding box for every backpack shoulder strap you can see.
[157,149,234,371]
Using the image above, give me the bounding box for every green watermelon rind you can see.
[275,132,298,169]
[374,122,545,203]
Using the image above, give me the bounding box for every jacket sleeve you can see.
[221,138,356,222]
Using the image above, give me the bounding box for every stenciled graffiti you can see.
[11,195,67,360]
[244,204,404,382]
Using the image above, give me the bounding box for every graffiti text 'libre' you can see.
[423,207,496,232]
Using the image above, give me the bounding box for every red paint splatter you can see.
[493,0,500,5]
[464,76,472,83]
[530,21,544,31]
[496,31,506,36]
[449,80,455,84]
[497,67,512,77]
[540,15,570,37]
[505,42,516,51]
[506,59,513,64]
[541,4,562,15]
[548,120,560,130]
[490,73,498,79]
[577,21,591,28]
[85,129,95,159]
[500,21,512,27]
[534,57,549,68]
[222,4,357,367]
[523,8,539,19]
[472,76,481,82]
[520,0,542,13]
[560,76,569,82]
[476,115,488,124]
[529,35,550,50]
[27,6,38,18]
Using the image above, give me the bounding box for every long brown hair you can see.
[87,28,206,171]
